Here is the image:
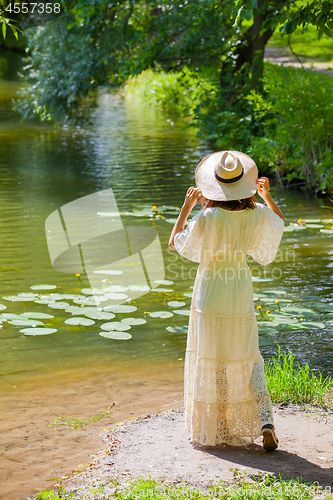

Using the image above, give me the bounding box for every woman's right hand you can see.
[183,186,203,211]
[256,177,270,198]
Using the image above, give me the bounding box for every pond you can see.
[1,46,333,401]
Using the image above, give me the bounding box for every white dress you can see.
[174,202,284,447]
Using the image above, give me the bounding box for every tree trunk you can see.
[251,0,266,92]
[219,0,274,94]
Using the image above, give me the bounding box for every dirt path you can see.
[264,45,333,72]
[24,405,333,499]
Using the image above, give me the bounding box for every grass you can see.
[46,406,113,430]
[265,346,333,408]
[34,472,333,499]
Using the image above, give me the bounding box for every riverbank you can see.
[25,404,333,499]
[0,362,184,500]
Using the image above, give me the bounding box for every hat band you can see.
[214,168,244,184]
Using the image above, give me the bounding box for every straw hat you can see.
[195,150,258,201]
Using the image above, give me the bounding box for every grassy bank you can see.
[123,62,333,194]
[35,473,333,500]
[265,347,333,408]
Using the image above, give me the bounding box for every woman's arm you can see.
[256,177,285,222]
[168,187,203,250]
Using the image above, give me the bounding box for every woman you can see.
[168,150,285,451]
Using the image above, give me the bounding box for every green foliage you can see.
[124,67,216,117]
[265,346,333,407]
[248,63,333,189]
[12,0,234,125]
[12,13,115,124]
[34,474,332,499]
[0,8,21,40]
[233,0,333,40]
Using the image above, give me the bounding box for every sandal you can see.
[262,424,279,451]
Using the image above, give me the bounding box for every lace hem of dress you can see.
[184,351,274,447]
[185,398,273,447]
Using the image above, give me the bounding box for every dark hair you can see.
[202,195,257,211]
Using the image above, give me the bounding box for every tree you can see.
[223,0,333,94]
[12,0,333,125]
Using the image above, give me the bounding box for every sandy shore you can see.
[0,362,184,500]
[22,404,333,500]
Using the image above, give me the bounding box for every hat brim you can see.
[195,151,258,201]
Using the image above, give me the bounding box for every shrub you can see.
[249,63,333,191]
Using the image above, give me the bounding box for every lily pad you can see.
[101,321,131,331]
[34,298,57,304]
[312,303,333,312]
[64,317,95,326]
[60,294,83,300]
[306,223,324,228]
[121,318,147,325]
[167,301,186,308]
[151,288,174,293]
[84,311,116,320]
[48,301,70,309]
[104,305,137,313]
[321,219,333,223]
[166,326,188,334]
[0,304,7,311]
[320,229,333,234]
[65,305,88,315]
[284,224,307,232]
[3,295,34,302]
[183,292,193,298]
[73,298,101,306]
[31,285,57,290]
[258,327,279,335]
[9,319,45,326]
[173,309,191,316]
[279,324,309,331]
[257,321,279,328]
[20,328,57,335]
[1,313,28,320]
[251,277,274,282]
[304,219,322,223]
[297,321,326,329]
[260,298,293,304]
[81,288,105,295]
[128,285,150,291]
[22,312,54,319]
[99,331,132,340]
[266,315,298,325]
[154,280,174,285]
[104,292,128,300]
[149,311,174,318]
[259,337,275,347]
[281,306,318,315]
[261,290,287,296]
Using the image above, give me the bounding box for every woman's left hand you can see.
[183,186,203,211]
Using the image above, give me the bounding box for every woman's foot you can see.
[262,424,279,451]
